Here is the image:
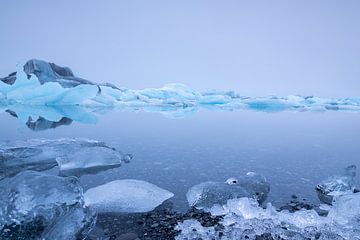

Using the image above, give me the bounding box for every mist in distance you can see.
[0,0,359,97]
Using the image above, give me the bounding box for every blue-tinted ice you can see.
[1,59,360,125]
[84,179,174,213]
[0,138,132,178]
[186,172,270,211]
[316,165,357,205]
[0,171,83,228]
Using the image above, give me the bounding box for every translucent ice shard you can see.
[41,204,96,240]
[84,179,174,213]
[328,192,360,225]
[186,172,270,211]
[0,171,83,228]
[316,165,357,204]
[0,138,132,179]
[176,196,360,240]
[175,220,216,240]
[0,146,58,179]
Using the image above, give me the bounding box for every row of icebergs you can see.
[1,59,360,124]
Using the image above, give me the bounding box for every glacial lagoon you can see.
[0,60,360,239]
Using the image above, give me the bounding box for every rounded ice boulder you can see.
[186,172,270,211]
[84,179,174,213]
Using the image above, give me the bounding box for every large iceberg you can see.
[0,138,132,179]
[84,179,174,213]
[1,59,360,123]
[186,172,270,211]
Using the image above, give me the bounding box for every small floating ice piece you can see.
[316,165,357,205]
[84,179,174,213]
[0,171,83,227]
[186,172,270,211]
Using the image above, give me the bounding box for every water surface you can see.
[1,109,359,212]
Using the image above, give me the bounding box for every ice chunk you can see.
[0,146,58,179]
[176,196,360,240]
[0,171,83,228]
[41,204,96,240]
[328,192,360,225]
[0,138,132,179]
[175,220,217,240]
[236,172,270,204]
[84,179,174,213]
[186,181,252,211]
[316,165,357,204]
[186,172,270,211]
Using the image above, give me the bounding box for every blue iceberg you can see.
[1,59,360,125]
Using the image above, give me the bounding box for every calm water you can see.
[1,109,359,212]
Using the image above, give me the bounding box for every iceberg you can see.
[186,172,270,211]
[0,171,83,228]
[84,179,174,213]
[1,59,360,124]
[316,165,357,205]
[0,138,132,179]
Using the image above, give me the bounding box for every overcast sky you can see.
[0,0,359,97]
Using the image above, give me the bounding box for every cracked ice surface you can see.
[1,60,360,122]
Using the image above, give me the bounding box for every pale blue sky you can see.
[0,0,359,97]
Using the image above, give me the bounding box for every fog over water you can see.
[1,1,360,97]
[1,1,360,239]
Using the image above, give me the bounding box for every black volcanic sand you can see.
[85,196,323,240]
